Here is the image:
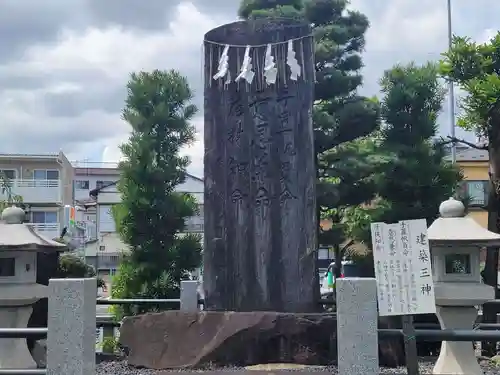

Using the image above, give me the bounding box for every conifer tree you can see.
[238,0,381,275]
[111,70,202,317]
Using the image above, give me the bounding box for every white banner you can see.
[371,219,436,316]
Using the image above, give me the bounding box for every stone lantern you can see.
[0,205,66,369]
[428,197,500,375]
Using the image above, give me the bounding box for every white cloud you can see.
[0,1,223,171]
[367,2,447,54]
[18,2,214,82]
[479,28,497,44]
[102,116,204,177]
[0,0,497,168]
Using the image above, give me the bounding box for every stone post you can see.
[433,306,484,375]
[203,18,317,312]
[337,278,379,375]
[97,315,117,354]
[180,280,198,312]
[47,278,96,375]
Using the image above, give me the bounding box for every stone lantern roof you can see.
[0,205,67,251]
[428,197,500,247]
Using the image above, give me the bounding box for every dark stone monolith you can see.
[203,18,317,312]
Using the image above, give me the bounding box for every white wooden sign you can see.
[371,219,436,316]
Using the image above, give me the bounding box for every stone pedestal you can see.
[0,306,37,369]
[433,305,481,375]
[337,278,378,375]
[47,278,96,375]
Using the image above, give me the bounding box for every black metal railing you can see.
[6,296,500,374]
[0,328,47,339]
[414,322,500,330]
[96,298,180,305]
[379,328,500,341]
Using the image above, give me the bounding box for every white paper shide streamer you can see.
[286,40,301,81]
[213,44,230,81]
[263,44,277,85]
[235,45,255,84]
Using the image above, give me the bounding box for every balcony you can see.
[184,216,204,233]
[0,179,62,204]
[75,221,97,242]
[30,223,61,241]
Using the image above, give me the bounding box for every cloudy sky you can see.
[0,0,496,177]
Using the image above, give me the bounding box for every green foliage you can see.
[101,337,118,354]
[0,172,23,212]
[344,62,463,259]
[239,0,382,255]
[56,253,105,288]
[239,0,303,19]
[111,69,202,319]
[440,33,500,137]
[111,203,126,237]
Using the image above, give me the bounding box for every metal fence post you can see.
[180,280,198,312]
[97,315,117,353]
[337,278,379,375]
[47,278,97,375]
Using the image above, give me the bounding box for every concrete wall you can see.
[74,169,120,201]
[459,161,488,229]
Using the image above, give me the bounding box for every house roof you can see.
[187,173,203,182]
[89,181,118,198]
[0,224,67,251]
[455,148,489,162]
[0,153,59,157]
[89,173,203,198]
[0,150,70,162]
[74,167,121,176]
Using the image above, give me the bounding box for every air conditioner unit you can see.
[99,245,105,251]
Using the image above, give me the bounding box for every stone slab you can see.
[336,278,379,375]
[46,278,97,375]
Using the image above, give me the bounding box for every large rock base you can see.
[119,311,337,369]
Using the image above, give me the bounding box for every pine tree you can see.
[238,0,381,275]
[376,63,462,222]
[345,62,463,256]
[440,32,500,357]
[0,172,22,211]
[111,69,202,318]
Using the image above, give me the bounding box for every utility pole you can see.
[447,0,456,163]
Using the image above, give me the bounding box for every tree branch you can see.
[340,239,354,252]
[440,136,488,150]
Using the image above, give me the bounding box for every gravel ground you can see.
[95,357,500,375]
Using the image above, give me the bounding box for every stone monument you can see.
[203,18,317,312]
[114,20,336,369]
[0,205,66,369]
[428,197,500,375]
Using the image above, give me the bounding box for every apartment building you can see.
[72,164,204,286]
[0,152,74,239]
[73,163,121,202]
[72,165,121,282]
[455,147,489,228]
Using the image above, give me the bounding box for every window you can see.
[0,258,15,277]
[98,205,116,232]
[318,248,329,260]
[461,180,488,207]
[96,180,115,189]
[0,169,16,180]
[445,254,471,274]
[32,211,58,224]
[75,180,89,190]
[33,169,59,180]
